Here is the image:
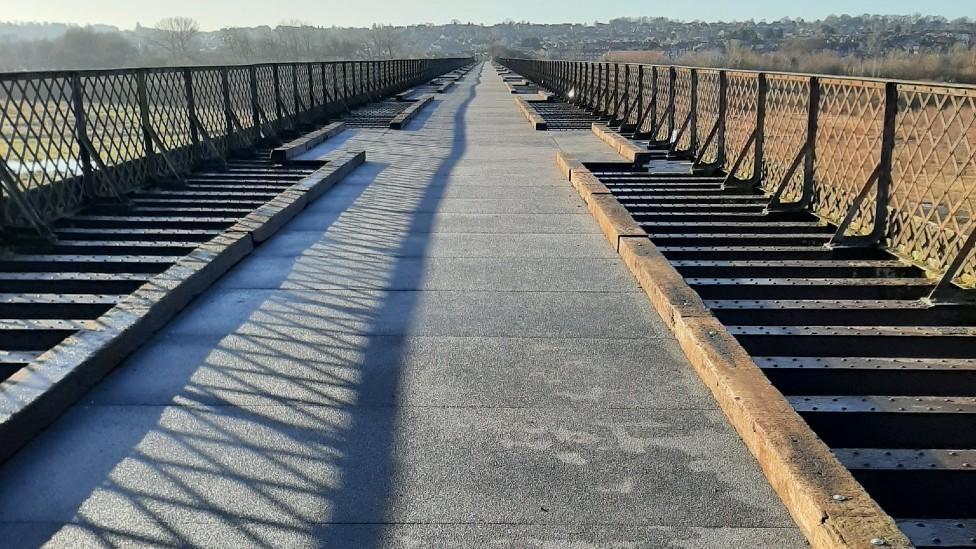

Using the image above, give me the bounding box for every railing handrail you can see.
[499,57,976,92]
[0,58,475,80]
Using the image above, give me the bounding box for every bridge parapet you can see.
[499,58,976,294]
[0,57,471,237]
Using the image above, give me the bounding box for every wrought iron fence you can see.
[0,57,471,236]
[499,57,976,290]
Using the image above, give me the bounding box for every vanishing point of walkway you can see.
[0,64,805,547]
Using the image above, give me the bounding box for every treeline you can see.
[0,18,421,71]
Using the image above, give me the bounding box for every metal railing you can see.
[0,57,471,237]
[499,57,976,292]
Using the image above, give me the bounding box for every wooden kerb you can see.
[514,96,547,131]
[390,94,434,129]
[271,122,347,163]
[591,123,653,164]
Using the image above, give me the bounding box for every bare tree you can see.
[221,27,255,62]
[154,16,200,62]
[366,24,401,59]
[274,20,319,60]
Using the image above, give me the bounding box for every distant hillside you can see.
[0,14,973,82]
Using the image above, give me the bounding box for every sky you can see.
[4,0,972,30]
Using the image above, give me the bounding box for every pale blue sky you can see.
[5,0,972,30]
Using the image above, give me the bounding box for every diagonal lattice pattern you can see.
[724,71,759,180]
[672,68,694,151]
[81,72,147,196]
[695,69,722,163]
[813,78,885,234]
[0,74,84,224]
[890,84,976,284]
[762,75,811,199]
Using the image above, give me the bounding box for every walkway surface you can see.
[0,64,805,548]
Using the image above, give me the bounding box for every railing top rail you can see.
[0,57,472,80]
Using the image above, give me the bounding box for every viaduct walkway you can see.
[0,64,804,546]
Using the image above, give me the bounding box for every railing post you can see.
[689,68,699,152]
[572,62,579,99]
[611,64,620,122]
[717,70,728,165]
[183,68,199,145]
[136,70,156,168]
[600,63,608,116]
[620,64,630,126]
[249,66,261,132]
[803,76,820,201]
[343,62,350,101]
[319,63,331,105]
[875,81,897,238]
[333,63,341,107]
[667,66,676,140]
[69,72,94,196]
[220,67,234,142]
[647,66,658,138]
[307,63,315,112]
[291,64,301,120]
[580,63,588,107]
[752,72,768,183]
[273,65,283,122]
[634,64,644,132]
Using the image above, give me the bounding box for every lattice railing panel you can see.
[623,65,641,127]
[496,57,976,286]
[814,78,885,233]
[673,68,693,150]
[253,65,276,132]
[190,69,228,158]
[762,75,810,197]
[0,58,470,230]
[342,63,354,100]
[145,69,193,171]
[323,63,336,103]
[611,64,625,121]
[310,64,324,107]
[651,66,672,141]
[295,64,311,114]
[0,73,84,224]
[724,72,759,180]
[277,65,296,121]
[889,84,976,283]
[226,67,258,148]
[696,69,721,163]
[81,72,146,195]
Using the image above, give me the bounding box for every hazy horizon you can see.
[3,0,972,31]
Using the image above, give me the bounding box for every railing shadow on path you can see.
[0,66,483,548]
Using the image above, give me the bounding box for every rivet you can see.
[869,538,887,546]
[832,494,847,502]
